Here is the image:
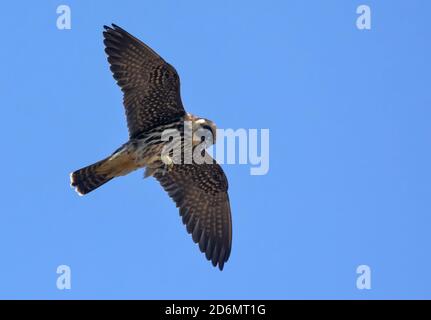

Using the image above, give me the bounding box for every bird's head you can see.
[192,117,217,147]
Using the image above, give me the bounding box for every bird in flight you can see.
[70,24,232,270]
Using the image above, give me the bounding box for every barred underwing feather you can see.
[154,152,232,270]
[103,24,186,138]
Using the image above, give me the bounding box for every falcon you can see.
[70,24,232,270]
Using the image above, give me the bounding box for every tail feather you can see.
[70,158,113,195]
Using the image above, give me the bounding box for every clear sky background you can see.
[0,0,430,299]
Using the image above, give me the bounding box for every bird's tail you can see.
[70,157,114,195]
[70,146,137,195]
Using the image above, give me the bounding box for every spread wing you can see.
[153,154,232,270]
[103,24,186,139]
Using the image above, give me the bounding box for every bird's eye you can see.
[202,125,213,135]
[201,125,215,143]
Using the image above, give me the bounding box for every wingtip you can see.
[104,23,122,31]
[209,243,229,271]
[103,24,128,39]
[103,24,124,32]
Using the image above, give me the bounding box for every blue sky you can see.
[1,0,430,299]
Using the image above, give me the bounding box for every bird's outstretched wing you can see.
[153,154,232,270]
[103,24,186,138]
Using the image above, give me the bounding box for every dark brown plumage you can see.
[70,24,232,270]
[154,152,232,270]
[103,24,185,138]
